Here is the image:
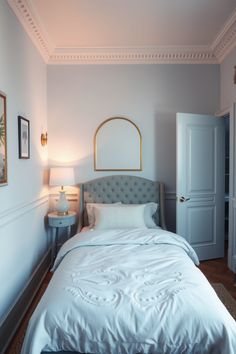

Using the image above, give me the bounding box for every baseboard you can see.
[0,248,51,354]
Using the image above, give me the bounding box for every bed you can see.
[21,175,236,354]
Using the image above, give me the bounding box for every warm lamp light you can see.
[49,167,75,215]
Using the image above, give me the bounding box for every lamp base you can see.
[57,211,69,216]
[56,190,69,215]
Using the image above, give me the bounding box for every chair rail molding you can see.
[0,195,49,228]
[6,0,236,65]
[165,191,176,201]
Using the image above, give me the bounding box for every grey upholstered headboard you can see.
[78,175,167,231]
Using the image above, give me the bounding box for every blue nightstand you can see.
[48,211,77,262]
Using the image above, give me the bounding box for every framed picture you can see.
[0,91,7,186]
[18,116,30,159]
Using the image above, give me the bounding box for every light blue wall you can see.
[48,64,220,230]
[0,1,49,322]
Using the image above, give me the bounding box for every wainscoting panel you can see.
[0,195,49,228]
[0,194,50,353]
[0,249,51,354]
[165,191,176,232]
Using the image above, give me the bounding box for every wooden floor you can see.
[5,249,236,354]
[199,249,236,300]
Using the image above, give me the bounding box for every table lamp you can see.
[49,167,75,215]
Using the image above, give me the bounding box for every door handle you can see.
[179,196,190,203]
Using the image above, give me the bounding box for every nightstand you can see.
[48,211,77,262]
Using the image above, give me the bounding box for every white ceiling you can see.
[7,0,236,64]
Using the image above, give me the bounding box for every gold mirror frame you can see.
[94,117,142,171]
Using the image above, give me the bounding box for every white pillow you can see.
[93,204,147,230]
[118,202,159,228]
[86,202,122,227]
[143,202,160,228]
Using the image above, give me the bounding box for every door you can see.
[228,104,236,273]
[177,113,225,261]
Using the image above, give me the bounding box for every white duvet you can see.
[21,228,236,354]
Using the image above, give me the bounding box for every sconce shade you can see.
[49,167,75,187]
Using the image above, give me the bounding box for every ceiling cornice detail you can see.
[6,0,236,65]
[49,46,217,65]
[211,9,236,62]
[7,0,51,61]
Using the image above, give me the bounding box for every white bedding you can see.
[21,228,236,354]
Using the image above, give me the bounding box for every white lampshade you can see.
[49,167,75,187]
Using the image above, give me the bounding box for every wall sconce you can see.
[41,132,48,146]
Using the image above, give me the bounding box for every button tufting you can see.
[82,176,161,227]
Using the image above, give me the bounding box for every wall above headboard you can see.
[94,117,142,171]
[47,63,220,230]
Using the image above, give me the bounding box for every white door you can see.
[228,104,236,273]
[177,113,225,261]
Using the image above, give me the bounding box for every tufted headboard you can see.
[78,175,167,231]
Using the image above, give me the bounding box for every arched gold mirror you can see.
[94,117,142,171]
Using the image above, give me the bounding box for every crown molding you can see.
[212,9,236,63]
[48,46,217,65]
[7,0,52,62]
[6,0,236,65]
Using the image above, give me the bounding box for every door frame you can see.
[216,105,236,274]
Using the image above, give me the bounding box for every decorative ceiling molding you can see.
[211,9,236,63]
[7,0,52,61]
[6,0,236,65]
[49,46,217,65]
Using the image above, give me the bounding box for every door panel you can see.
[177,113,225,261]
[188,127,215,193]
[188,205,215,244]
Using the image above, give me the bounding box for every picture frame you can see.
[0,91,7,186]
[18,116,30,159]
